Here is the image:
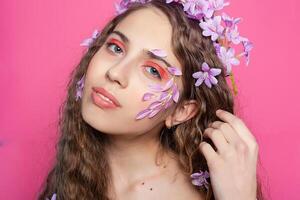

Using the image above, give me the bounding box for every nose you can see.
[105,59,134,88]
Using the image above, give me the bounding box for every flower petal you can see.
[148,84,164,92]
[167,66,182,76]
[149,49,167,58]
[172,85,180,103]
[192,71,204,79]
[204,78,212,88]
[51,193,57,200]
[209,75,218,85]
[209,68,222,76]
[202,62,210,71]
[135,109,152,120]
[195,77,205,86]
[142,93,155,101]
[149,101,163,110]
[148,108,161,118]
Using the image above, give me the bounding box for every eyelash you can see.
[105,41,163,80]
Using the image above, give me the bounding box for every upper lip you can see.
[92,86,122,107]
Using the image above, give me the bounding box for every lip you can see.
[91,87,121,109]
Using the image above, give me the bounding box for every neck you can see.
[105,126,176,191]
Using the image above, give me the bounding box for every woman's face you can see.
[81,7,183,136]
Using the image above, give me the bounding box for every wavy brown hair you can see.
[38,0,265,199]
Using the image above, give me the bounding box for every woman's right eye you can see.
[106,42,124,55]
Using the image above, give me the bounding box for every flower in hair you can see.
[191,170,210,190]
[183,0,212,19]
[75,75,85,101]
[222,13,241,28]
[210,0,230,11]
[46,193,57,200]
[199,15,224,41]
[80,30,100,47]
[240,38,253,65]
[192,62,222,88]
[217,46,240,75]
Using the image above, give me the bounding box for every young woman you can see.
[38,0,264,199]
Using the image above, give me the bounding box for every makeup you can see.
[107,38,125,50]
[144,60,169,80]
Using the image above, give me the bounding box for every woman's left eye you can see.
[144,66,162,80]
[106,42,123,55]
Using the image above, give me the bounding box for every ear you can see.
[165,100,199,128]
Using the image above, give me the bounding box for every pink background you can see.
[1,0,299,199]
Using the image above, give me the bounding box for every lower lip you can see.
[91,90,119,109]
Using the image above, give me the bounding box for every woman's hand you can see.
[199,109,258,200]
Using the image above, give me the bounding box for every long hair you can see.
[38,0,265,199]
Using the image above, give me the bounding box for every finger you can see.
[209,121,242,145]
[199,141,218,165]
[203,127,229,153]
[216,109,257,144]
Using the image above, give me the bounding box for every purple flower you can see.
[191,170,210,189]
[217,46,240,75]
[183,0,207,17]
[209,0,230,11]
[46,193,57,200]
[213,42,221,55]
[240,37,253,65]
[199,16,224,41]
[136,78,180,120]
[192,62,222,88]
[80,30,100,47]
[115,0,148,14]
[222,13,241,28]
[75,75,85,101]
[225,25,241,45]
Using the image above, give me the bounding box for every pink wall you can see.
[1,0,299,199]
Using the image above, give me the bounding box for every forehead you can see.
[113,7,181,66]
[115,7,172,48]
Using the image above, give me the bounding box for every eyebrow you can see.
[111,30,173,68]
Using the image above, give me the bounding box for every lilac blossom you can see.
[240,37,253,65]
[192,62,222,88]
[213,42,221,55]
[80,30,100,47]
[75,75,85,101]
[225,25,241,45]
[222,13,241,28]
[217,46,240,74]
[183,0,215,19]
[115,0,148,14]
[199,16,224,41]
[191,170,210,189]
[209,0,230,11]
